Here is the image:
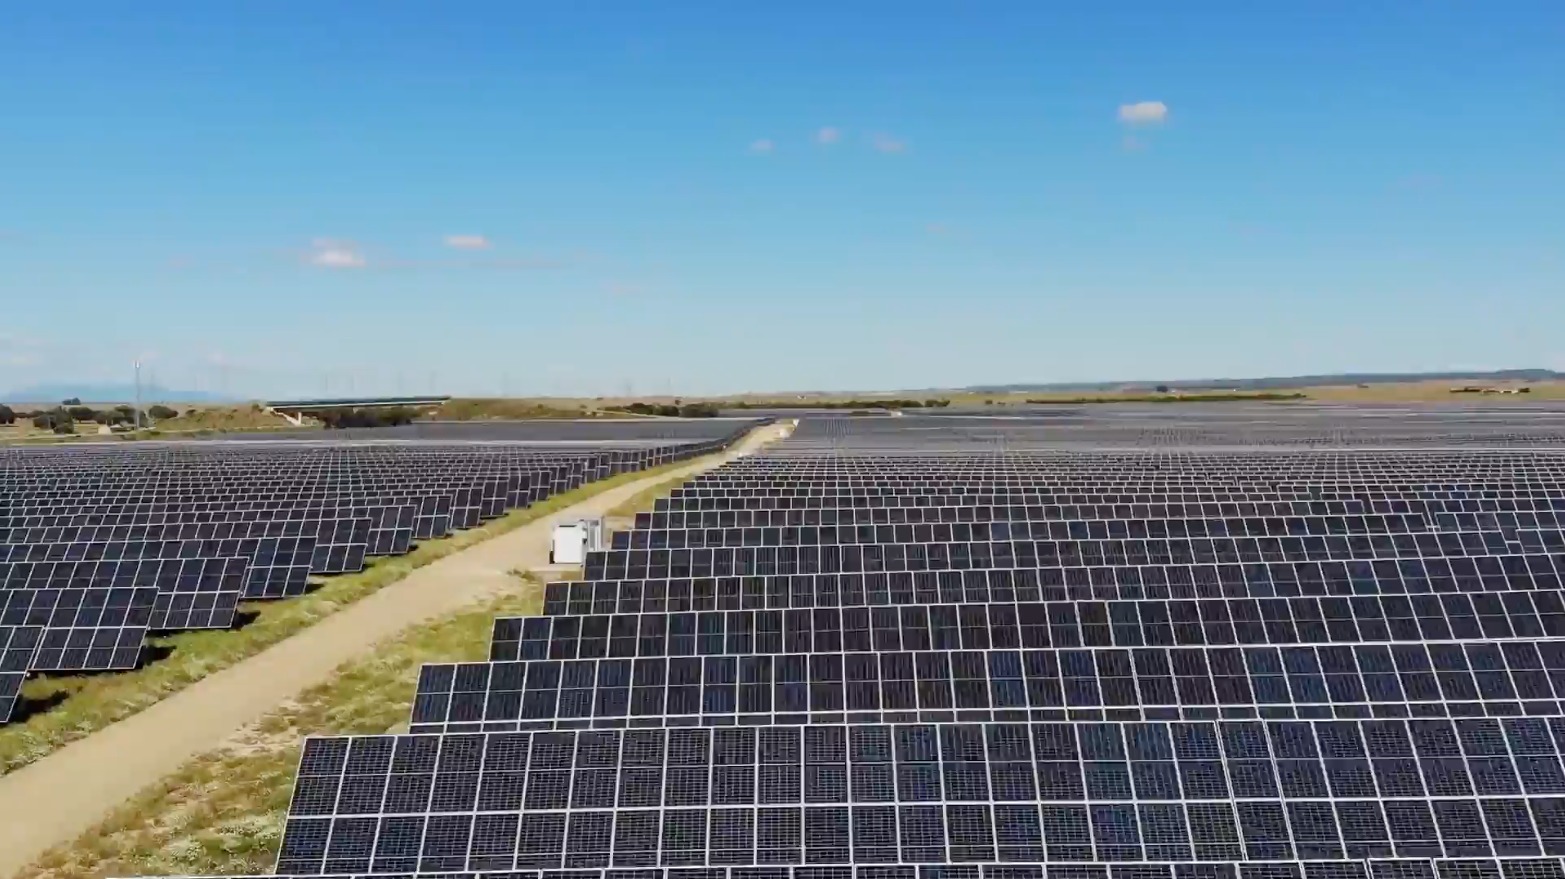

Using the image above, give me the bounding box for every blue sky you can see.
[2,2,1561,397]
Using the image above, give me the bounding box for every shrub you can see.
[0,404,14,425]
[148,404,179,420]
[319,407,417,429]
[67,405,97,420]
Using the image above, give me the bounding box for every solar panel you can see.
[541,556,1565,617]
[0,583,156,672]
[147,557,248,631]
[493,592,1565,660]
[584,533,1535,581]
[278,719,1565,872]
[409,639,1565,732]
[77,432,1565,879]
[0,624,43,723]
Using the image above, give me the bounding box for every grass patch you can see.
[604,470,696,520]
[441,398,600,420]
[0,443,747,776]
[14,580,544,879]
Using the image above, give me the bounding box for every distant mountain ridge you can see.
[964,369,1565,394]
[3,383,233,404]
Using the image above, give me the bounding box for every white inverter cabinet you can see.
[548,517,605,565]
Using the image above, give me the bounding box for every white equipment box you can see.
[549,517,605,565]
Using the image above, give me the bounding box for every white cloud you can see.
[1117,101,1169,125]
[1,352,37,367]
[749,138,775,155]
[870,133,908,154]
[605,280,646,296]
[308,238,367,269]
[444,234,492,250]
[815,126,841,145]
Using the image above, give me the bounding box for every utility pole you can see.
[133,360,143,429]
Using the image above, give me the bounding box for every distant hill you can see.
[2,383,234,405]
[964,369,1565,394]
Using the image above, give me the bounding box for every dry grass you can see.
[13,581,544,879]
[152,404,293,432]
[0,450,736,776]
[440,398,602,420]
[604,471,694,520]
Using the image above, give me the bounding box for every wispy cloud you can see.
[1121,135,1148,152]
[870,133,908,154]
[307,238,367,269]
[816,126,841,145]
[1117,101,1169,125]
[444,234,492,250]
[748,138,775,155]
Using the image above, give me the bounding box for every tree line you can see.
[608,402,724,418]
[725,398,952,410]
[0,403,181,434]
[317,407,418,429]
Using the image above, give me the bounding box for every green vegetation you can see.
[317,406,418,428]
[605,471,694,520]
[1025,392,1308,404]
[13,582,545,879]
[609,401,722,417]
[0,404,14,424]
[0,439,751,775]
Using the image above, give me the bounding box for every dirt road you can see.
[0,423,787,877]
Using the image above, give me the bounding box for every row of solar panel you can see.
[583,534,1565,580]
[275,720,1565,870]
[4,490,501,529]
[486,592,1565,658]
[653,494,1565,512]
[406,639,1565,730]
[611,516,1465,552]
[539,558,1565,616]
[634,499,1565,529]
[107,859,1565,879]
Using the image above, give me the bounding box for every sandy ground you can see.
[0,423,788,877]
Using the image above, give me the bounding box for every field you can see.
[5,406,1565,877]
[11,378,1565,449]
